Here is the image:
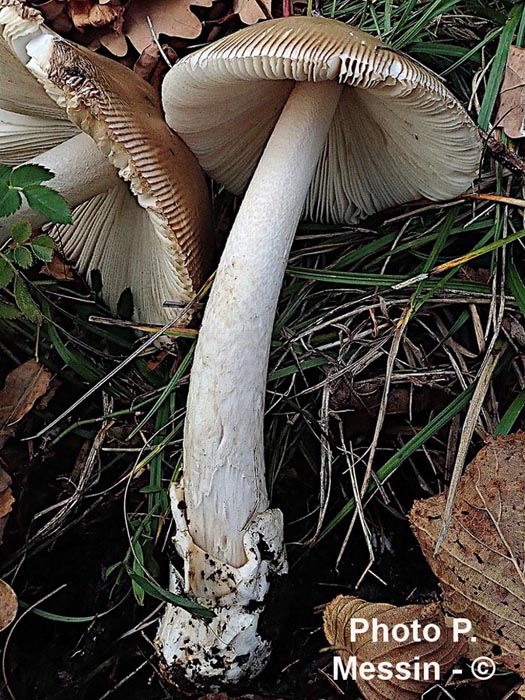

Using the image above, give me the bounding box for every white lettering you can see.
[350,618,369,641]
[453,618,472,641]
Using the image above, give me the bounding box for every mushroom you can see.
[0,1,213,325]
[158,16,482,683]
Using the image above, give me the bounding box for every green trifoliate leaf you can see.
[23,185,72,225]
[0,164,12,185]
[11,164,54,188]
[0,183,22,218]
[14,246,33,269]
[31,234,55,262]
[0,259,14,289]
[0,300,21,319]
[14,275,40,322]
[10,221,32,244]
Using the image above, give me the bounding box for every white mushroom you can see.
[0,1,213,325]
[159,16,482,684]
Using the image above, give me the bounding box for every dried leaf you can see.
[495,45,525,139]
[0,579,17,632]
[0,461,14,545]
[68,0,124,29]
[134,42,177,90]
[40,253,74,281]
[410,433,525,676]
[99,27,128,56]
[323,596,466,700]
[233,0,271,24]
[0,360,53,448]
[125,0,212,53]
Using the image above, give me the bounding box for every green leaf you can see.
[127,571,215,619]
[131,543,145,606]
[10,164,54,188]
[0,183,22,218]
[14,275,40,322]
[0,300,20,319]
[23,185,72,225]
[104,561,123,580]
[494,391,525,436]
[31,234,55,262]
[0,258,14,289]
[0,164,12,185]
[10,221,32,244]
[13,246,33,269]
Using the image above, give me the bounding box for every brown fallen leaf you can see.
[68,0,124,29]
[233,0,271,25]
[125,0,212,53]
[495,45,525,139]
[410,433,525,676]
[323,596,466,700]
[0,460,14,546]
[134,42,177,90]
[0,579,18,632]
[0,360,53,448]
[40,253,74,281]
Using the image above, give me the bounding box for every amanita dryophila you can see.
[159,16,482,684]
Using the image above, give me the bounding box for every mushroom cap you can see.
[35,38,214,317]
[0,0,214,325]
[0,2,59,117]
[162,16,482,223]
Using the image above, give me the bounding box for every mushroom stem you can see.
[158,79,344,683]
[1,132,119,235]
[184,78,343,567]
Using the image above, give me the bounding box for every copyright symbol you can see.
[471,656,496,680]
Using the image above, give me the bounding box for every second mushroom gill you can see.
[0,0,214,326]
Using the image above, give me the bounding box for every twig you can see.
[434,342,506,554]
[146,16,172,68]
[2,584,68,700]
[479,127,525,178]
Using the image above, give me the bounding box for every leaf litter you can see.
[323,596,466,700]
[410,433,525,677]
[0,579,17,632]
[0,359,53,449]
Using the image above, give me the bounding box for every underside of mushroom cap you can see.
[26,35,214,310]
[162,16,481,223]
[51,181,208,325]
[0,0,214,321]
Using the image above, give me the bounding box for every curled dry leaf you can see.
[0,460,14,546]
[68,0,124,29]
[495,45,525,139]
[410,433,525,676]
[323,596,466,700]
[0,579,17,632]
[134,42,177,90]
[0,360,53,449]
